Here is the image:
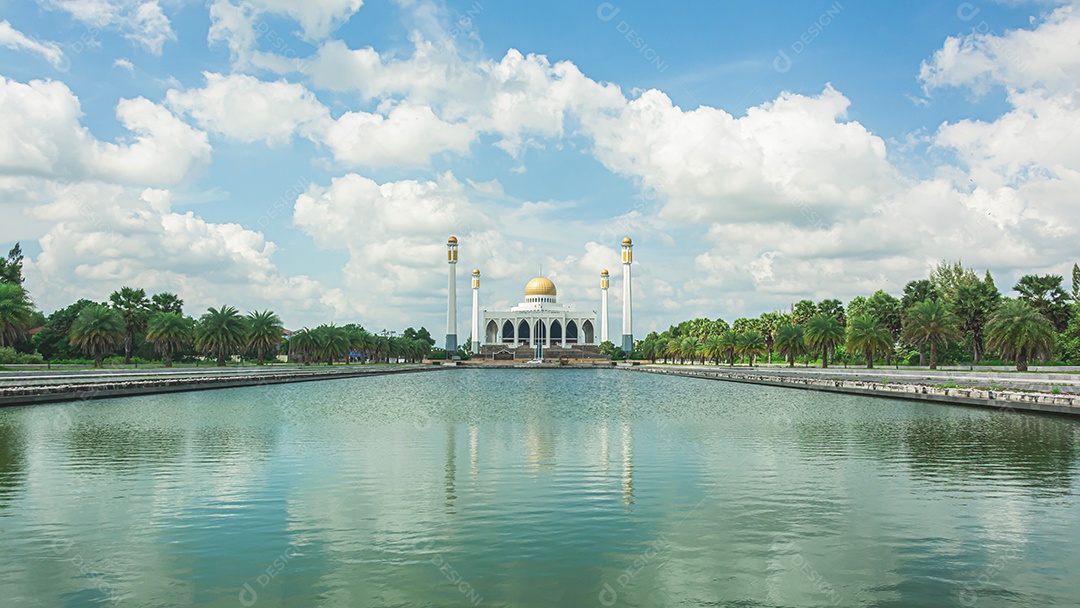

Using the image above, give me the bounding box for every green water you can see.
[0,368,1077,607]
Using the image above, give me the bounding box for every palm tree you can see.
[902,299,960,370]
[805,314,844,368]
[194,306,246,366]
[345,324,373,363]
[246,310,284,365]
[0,283,34,347]
[985,299,1055,372]
[69,304,124,367]
[774,324,804,367]
[718,330,738,365]
[680,336,700,364]
[146,312,193,367]
[703,334,724,365]
[150,292,184,315]
[109,286,150,365]
[736,331,767,366]
[845,314,893,369]
[312,324,349,364]
[288,328,316,364]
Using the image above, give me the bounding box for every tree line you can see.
[632,261,1076,372]
[0,243,435,367]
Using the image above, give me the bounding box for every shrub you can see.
[0,347,46,364]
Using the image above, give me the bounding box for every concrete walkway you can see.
[0,365,444,407]
[635,365,1080,417]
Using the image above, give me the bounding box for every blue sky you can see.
[1,0,1077,337]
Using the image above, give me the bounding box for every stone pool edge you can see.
[630,365,1080,417]
[0,366,445,407]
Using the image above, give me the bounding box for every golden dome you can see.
[472,268,480,275]
[622,237,632,245]
[524,276,557,297]
[447,236,458,244]
[601,269,609,275]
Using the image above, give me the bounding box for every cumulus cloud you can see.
[324,104,475,167]
[0,20,65,68]
[0,76,209,184]
[38,0,176,54]
[166,72,329,145]
[164,73,472,166]
[585,85,900,225]
[24,181,335,324]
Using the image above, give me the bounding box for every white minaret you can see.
[600,269,610,343]
[621,237,633,354]
[471,268,481,353]
[445,236,458,353]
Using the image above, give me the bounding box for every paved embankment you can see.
[0,365,443,407]
[633,365,1080,417]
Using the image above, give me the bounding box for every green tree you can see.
[902,280,940,365]
[1013,274,1071,332]
[703,334,724,365]
[194,306,246,366]
[805,314,844,368]
[930,260,979,304]
[736,331,766,366]
[31,299,97,360]
[146,312,194,367]
[109,286,150,365]
[718,329,738,366]
[311,324,350,364]
[680,336,702,364]
[345,324,374,363]
[150,292,184,315]
[69,304,124,367]
[758,311,786,364]
[0,243,24,286]
[952,274,1001,364]
[867,290,902,365]
[792,299,817,325]
[985,299,1055,372]
[774,324,805,367]
[845,314,893,369]
[847,296,870,320]
[902,299,960,369]
[0,283,34,347]
[598,340,617,359]
[817,299,846,327]
[246,310,284,365]
[1072,263,1079,300]
[288,328,316,364]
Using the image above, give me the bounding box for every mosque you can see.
[443,236,636,361]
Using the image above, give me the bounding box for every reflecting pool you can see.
[0,369,1077,607]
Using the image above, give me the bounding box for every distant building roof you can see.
[28,326,44,336]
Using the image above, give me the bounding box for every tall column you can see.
[471,269,481,353]
[600,269,610,343]
[445,236,458,353]
[621,237,633,354]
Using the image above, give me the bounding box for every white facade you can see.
[481,277,598,348]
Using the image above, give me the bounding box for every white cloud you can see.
[324,104,475,167]
[0,20,65,68]
[38,0,176,54]
[166,72,330,145]
[585,85,900,225]
[920,2,1080,96]
[207,0,362,72]
[0,76,209,184]
[113,57,134,74]
[242,0,364,39]
[24,181,335,325]
[164,72,472,166]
